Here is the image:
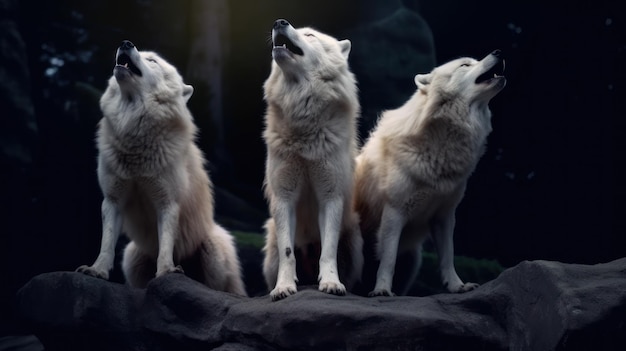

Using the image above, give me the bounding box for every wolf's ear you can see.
[338,40,351,59]
[182,84,194,102]
[414,74,432,91]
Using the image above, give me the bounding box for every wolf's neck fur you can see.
[264,65,358,126]
[375,88,491,143]
[98,88,196,177]
[262,63,359,160]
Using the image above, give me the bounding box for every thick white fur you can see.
[76,43,246,295]
[262,22,363,300]
[354,52,506,296]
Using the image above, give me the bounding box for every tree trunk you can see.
[186,0,228,160]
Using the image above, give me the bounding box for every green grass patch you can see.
[232,231,265,248]
[411,251,504,295]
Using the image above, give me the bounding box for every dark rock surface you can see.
[16,258,626,351]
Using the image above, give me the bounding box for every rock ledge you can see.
[17,258,626,350]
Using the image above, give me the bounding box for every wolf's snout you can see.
[273,19,290,30]
[120,40,135,50]
[491,49,501,57]
[114,40,142,78]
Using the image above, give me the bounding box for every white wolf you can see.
[76,40,246,296]
[262,19,363,301]
[354,51,506,296]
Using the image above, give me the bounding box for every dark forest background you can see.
[1,0,624,337]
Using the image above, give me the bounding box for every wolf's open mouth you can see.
[475,59,505,84]
[116,53,142,76]
[273,34,304,56]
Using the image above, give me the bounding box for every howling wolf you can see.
[77,40,246,295]
[355,51,506,296]
[261,19,364,301]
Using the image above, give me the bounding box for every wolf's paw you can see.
[156,265,185,278]
[76,265,109,280]
[270,283,297,301]
[319,280,346,296]
[456,282,479,293]
[368,289,396,297]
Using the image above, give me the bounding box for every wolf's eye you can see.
[304,33,315,37]
[146,58,157,63]
[460,63,470,67]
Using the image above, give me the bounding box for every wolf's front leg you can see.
[270,200,298,301]
[431,212,479,293]
[76,198,123,280]
[317,196,346,295]
[156,201,184,277]
[369,204,405,297]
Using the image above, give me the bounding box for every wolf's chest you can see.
[101,126,182,178]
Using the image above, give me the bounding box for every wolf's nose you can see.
[491,49,501,57]
[120,40,135,50]
[273,19,290,30]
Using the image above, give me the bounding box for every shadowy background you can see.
[1,0,624,339]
